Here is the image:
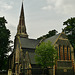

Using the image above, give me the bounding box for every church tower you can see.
[17,2,28,38]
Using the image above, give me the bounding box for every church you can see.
[8,2,75,75]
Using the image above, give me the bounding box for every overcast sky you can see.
[0,0,75,41]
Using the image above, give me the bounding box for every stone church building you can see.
[8,2,75,75]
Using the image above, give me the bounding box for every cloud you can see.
[42,0,75,15]
[2,3,12,10]
[0,1,13,11]
[42,5,52,10]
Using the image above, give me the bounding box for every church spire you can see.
[17,2,28,38]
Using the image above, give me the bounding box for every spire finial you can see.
[22,0,24,2]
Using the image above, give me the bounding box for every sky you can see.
[0,0,75,41]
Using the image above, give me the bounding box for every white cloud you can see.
[42,0,75,15]
[0,1,13,11]
[42,5,52,10]
[2,3,12,10]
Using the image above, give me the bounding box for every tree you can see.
[63,17,75,54]
[37,29,58,40]
[0,17,11,70]
[35,41,58,73]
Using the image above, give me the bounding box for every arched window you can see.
[68,47,71,60]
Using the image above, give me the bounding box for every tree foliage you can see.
[37,29,58,40]
[35,41,58,68]
[63,17,75,54]
[0,17,11,70]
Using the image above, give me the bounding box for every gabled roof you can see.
[44,32,71,46]
[44,33,60,44]
[20,37,40,49]
[20,32,71,65]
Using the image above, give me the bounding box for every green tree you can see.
[0,17,11,70]
[37,29,58,40]
[63,17,75,54]
[35,41,58,72]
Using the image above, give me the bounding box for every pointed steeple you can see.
[17,2,28,38]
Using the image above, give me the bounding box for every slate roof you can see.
[20,37,40,49]
[44,34,60,44]
[20,34,60,64]
[20,33,71,65]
